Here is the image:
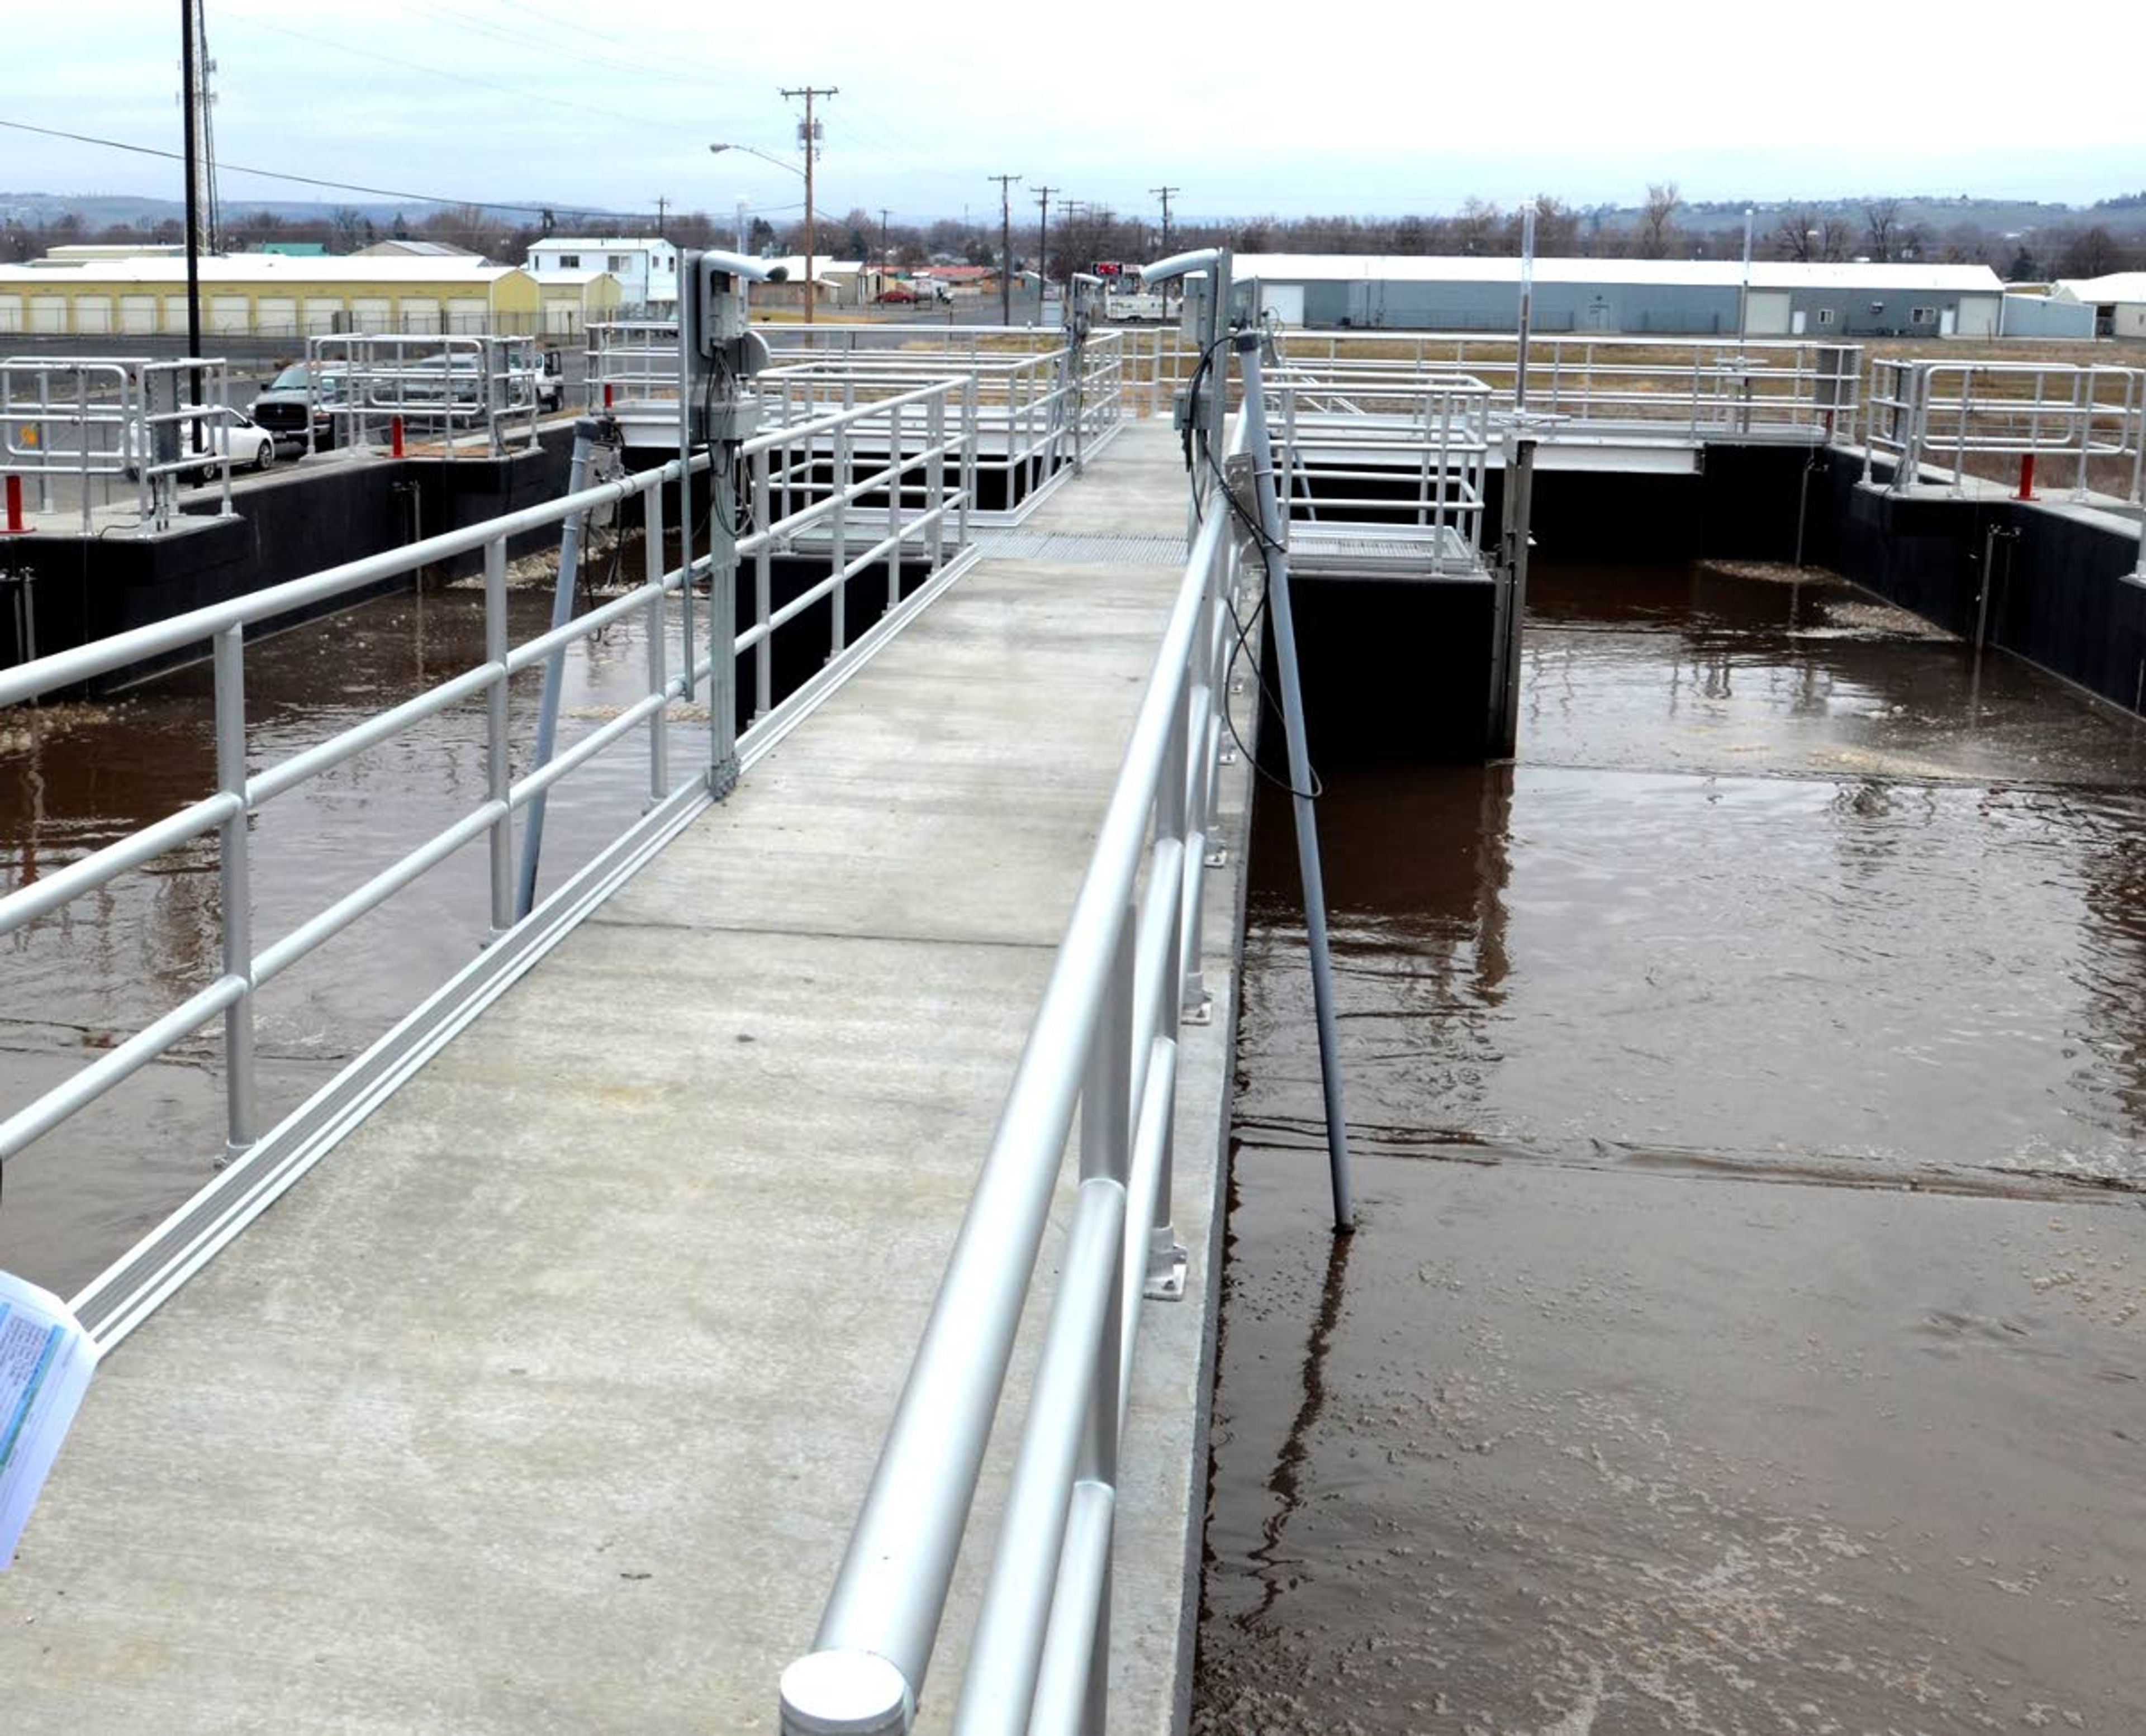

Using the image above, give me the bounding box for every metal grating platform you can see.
[1286,523,1488,581]
[970,529,1190,565]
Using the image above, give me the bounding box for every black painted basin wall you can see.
[1281,443,2146,765]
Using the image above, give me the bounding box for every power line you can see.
[989,173,1020,324]
[478,0,751,81]
[220,13,690,137]
[372,0,737,90]
[0,115,620,223]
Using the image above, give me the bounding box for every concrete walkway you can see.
[0,422,1246,1734]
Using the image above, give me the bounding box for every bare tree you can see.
[1451,197,1503,255]
[2057,225,2123,279]
[1526,194,1581,255]
[1637,182,1680,258]
[1771,207,1821,260]
[1861,198,1902,261]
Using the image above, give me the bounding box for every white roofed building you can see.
[2050,274,2146,340]
[1228,254,2006,337]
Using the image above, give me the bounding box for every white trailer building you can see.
[525,237,680,312]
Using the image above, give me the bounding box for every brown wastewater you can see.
[1196,556,2146,1732]
[5,549,2145,1731]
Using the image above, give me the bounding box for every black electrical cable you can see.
[1178,327,1322,800]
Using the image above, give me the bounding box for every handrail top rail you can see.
[0,453,682,705]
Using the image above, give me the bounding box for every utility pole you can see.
[989,173,1020,325]
[780,84,837,325]
[1032,185,1058,315]
[1151,184,1180,254]
[654,196,668,236]
[179,0,204,432]
[878,206,891,293]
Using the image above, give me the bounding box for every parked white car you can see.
[121,410,277,482]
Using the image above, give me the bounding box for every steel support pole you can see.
[515,424,599,919]
[1491,433,1538,760]
[1232,335,1354,1231]
[1514,208,1536,413]
[213,625,255,1160]
[180,0,204,435]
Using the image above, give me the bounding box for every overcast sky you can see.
[11,0,2142,225]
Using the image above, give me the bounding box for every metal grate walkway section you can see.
[971,527,1190,565]
[1288,523,1487,581]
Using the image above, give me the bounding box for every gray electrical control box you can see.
[678,249,787,445]
[1178,272,1210,341]
[682,249,787,365]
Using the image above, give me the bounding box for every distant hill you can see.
[0,193,637,230]
[1631,195,2145,239]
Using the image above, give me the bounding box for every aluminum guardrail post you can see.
[832,391,852,658]
[925,394,947,579]
[212,624,257,1160]
[1232,332,1355,1233]
[960,373,978,544]
[886,399,903,612]
[753,451,774,718]
[707,443,742,799]
[643,487,671,808]
[483,536,514,937]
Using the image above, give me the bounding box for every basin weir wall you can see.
[0,429,581,681]
[1278,444,2146,768]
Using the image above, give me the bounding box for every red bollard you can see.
[603,382,614,410]
[391,415,405,459]
[2016,453,2036,502]
[1,473,23,536]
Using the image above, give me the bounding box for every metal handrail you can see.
[779,394,1245,1736]
[0,355,243,530]
[306,333,552,458]
[584,324,1123,522]
[0,378,979,1347]
[1863,358,2146,503]
[1127,329,1865,443]
[1271,369,1495,567]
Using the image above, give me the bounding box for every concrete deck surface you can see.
[0,421,1246,1734]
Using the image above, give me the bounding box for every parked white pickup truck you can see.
[1101,290,1168,322]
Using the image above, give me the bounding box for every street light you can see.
[709,142,804,179]
[711,141,814,323]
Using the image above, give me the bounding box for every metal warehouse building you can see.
[2050,273,2146,340]
[1231,255,2006,338]
[0,254,624,338]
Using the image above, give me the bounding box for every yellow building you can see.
[0,254,624,338]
